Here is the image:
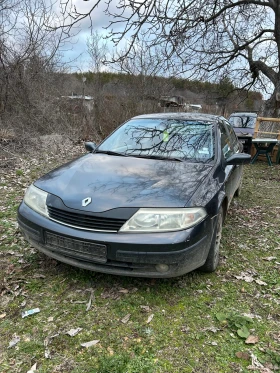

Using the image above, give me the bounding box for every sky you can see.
[52,0,272,100]
[55,0,131,72]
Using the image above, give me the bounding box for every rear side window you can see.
[224,121,240,153]
[219,121,239,159]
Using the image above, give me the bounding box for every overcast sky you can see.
[56,0,130,71]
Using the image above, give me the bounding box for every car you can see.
[228,112,258,153]
[17,113,251,278]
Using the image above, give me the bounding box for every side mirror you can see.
[85,142,97,152]
[226,153,251,165]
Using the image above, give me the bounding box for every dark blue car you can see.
[17,113,251,278]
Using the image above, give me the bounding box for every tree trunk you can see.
[263,89,280,117]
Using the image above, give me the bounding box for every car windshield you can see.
[228,115,256,129]
[97,118,215,163]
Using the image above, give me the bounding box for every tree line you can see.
[0,0,274,146]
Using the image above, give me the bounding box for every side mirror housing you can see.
[85,142,97,152]
[226,153,251,165]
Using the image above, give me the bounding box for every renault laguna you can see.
[17,113,251,278]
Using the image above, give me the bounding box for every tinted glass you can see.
[98,118,215,162]
[219,122,234,159]
[224,120,240,153]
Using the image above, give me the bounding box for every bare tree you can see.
[87,30,108,73]
[85,31,110,137]
[0,0,69,137]
[111,33,174,106]
[58,0,280,116]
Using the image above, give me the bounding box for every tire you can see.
[200,207,224,272]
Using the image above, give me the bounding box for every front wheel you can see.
[200,207,224,272]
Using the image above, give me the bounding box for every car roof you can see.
[229,112,258,117]
[131,112,223,123]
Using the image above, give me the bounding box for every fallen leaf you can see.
[0,313,6,319]
[247,353,274,372]
[146,314,154,324]
[181,326,190,333]
[140,305,151,312]
[44,348,51,359]
[121,314,131,324]
[81,340,99,348]
[245,335,259,344]
[203,326,220,333]
[118,289,129,294]
[86,291,94,312]
[263,256,277,261]
[235,351,250,360]
[66,328,83,337]
[255,279,267,286]
[235,274,254,283]
[33,273,46,279]
[27,363,37,373]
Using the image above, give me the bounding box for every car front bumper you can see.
[18,202,215,278]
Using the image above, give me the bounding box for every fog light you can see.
[155,264,169,273]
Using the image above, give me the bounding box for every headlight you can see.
[120,208,207,232]
[24,184,48,217]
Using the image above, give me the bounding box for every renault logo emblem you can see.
[82,197,92,207]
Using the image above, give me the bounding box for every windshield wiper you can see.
[94,150,127,157]
[131,154,183,162]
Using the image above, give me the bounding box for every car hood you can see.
[35,154,213,212]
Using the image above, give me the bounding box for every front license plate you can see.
[45,232,107,263]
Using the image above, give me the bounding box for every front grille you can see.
[47,206,126,232]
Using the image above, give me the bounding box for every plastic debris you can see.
[22,308,40,318]
[81,340,100,348]
[8,336,20,348]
